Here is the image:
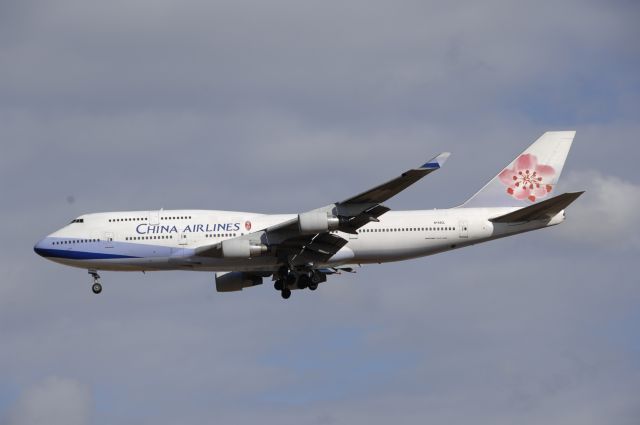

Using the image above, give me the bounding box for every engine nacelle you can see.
[298,211,340,234]
[215,272,263,292]
[221,239,267,258]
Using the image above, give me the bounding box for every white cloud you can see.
[557,171,640,248]
[6,377,92,425]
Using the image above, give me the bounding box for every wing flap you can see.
[286,233,348,266]
[338,204,391,234]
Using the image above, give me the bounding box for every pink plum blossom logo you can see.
[245,221,252,231]
[498,154,555,202]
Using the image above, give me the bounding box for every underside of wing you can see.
[280,232,349,266]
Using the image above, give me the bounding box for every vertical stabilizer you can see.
[461,131,575,208]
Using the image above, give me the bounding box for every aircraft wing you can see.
[338,152,450,205]
[195,152,450,266]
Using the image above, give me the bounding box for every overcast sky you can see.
[1,1,639,424]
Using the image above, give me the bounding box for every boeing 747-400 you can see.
[34,131,582,299]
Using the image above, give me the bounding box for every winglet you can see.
[421,152,451,170]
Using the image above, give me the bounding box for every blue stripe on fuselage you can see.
[33,247,139,260]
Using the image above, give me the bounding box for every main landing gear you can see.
[88,270,102,294]
[273,267,325,300]
[273,273,294,299]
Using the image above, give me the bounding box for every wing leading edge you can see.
[339,152,450,206]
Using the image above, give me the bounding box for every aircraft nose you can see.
[34,238,48,257]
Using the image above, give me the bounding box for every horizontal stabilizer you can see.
[489,191,584,223]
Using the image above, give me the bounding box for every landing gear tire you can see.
[281,289,291,299]
[308,283,318,291]
[274,280,284,291]
[88,270,102,295]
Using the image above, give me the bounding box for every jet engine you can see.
[215,272,263,292]
[298,211,340,233]
[221,239,267,258]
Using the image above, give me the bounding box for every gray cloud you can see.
[0,0,638,424]
[556,170,640,248]
[4,377,92,425]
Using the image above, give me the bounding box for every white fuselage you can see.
[34,208,564,272]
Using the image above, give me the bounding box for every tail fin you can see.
[461,131,575,208]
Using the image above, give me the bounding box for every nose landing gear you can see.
[88,270,102,294]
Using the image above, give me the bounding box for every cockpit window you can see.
[69,219,84,224]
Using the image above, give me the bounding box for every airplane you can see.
[34,131,583,299]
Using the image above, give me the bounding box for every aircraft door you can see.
[178,233,188,246]
[104,232,114,248]
[149,210,160,225]
[458,221,469,239]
